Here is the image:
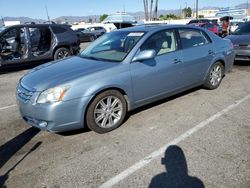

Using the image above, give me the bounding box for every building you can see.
[194,9,219,18]
[215,8,248,18]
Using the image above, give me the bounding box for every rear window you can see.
[51,26,67,34]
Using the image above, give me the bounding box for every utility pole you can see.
[1,16,4,26]
[196,0,199,19]
[247,0,249,16]
[45,6,50,22]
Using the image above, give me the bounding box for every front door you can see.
[130,30,183,104]
[0,27,29,65]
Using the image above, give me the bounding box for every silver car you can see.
[16,25,235,133]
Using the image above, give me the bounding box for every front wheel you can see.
[203,62,224,90]
[86,90,127,134]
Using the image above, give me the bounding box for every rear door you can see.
[177,28,214,87]
[130,29,184,103]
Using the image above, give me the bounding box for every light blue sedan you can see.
[16,25,235,133]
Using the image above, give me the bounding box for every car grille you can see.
[17,83,36,103]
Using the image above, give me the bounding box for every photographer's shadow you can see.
[149,145,204,188]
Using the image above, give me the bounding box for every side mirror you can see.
[132,49,156,62]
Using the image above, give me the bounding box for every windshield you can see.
[80,31,145,62]
[232,22,250,35]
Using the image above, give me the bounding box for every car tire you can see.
[89,36,95,42]
[86,90,127,134]
[54,47,71,60]
[203,62,224,90]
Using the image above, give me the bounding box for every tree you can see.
[150,0,154,20]
[143,0,149,21]
[182,7,192,18]
[154,0,159,20]
[99,14,108,22]
[159,14,181,20]
[143,0,158,21]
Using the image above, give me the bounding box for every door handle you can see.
[173,59,182,64]
[208,50,215,55]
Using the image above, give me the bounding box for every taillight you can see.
[230,42,234,49]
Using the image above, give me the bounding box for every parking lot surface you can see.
[0,44,250,187]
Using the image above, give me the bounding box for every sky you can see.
[0,0,248,19]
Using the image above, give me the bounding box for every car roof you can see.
[114,24,205,33]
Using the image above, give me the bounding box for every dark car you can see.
[75,28,97,42]
[0,24,80,68]
[226,21,250,62]
[86,26,106,37]
[187,19,210,25]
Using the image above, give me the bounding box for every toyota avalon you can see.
[16,25,234,133]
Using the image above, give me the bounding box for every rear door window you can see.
[179,29,210,49]
[51,26,67,34]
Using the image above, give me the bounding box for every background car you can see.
[0,23,80,68]
[75,28,97,42]
[191,23,219,35]
[17,25,234,134]
[187,19,210,25]
[226,21,250,62]
[230,21,244,32]
[86,26,106,37]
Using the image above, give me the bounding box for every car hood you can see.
[226,34,250,45]
[21,56,118,91]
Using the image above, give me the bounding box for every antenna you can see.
[45,5,50,22]
[247,0,249,16]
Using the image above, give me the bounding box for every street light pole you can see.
[247,0,249,16]
[196,0,199,19]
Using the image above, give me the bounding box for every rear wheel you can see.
[86,90,127,134]
[203,62,224,90]
[54,47,71,60]
[89,36,95,42]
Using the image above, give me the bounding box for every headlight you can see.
[37,86,69,104]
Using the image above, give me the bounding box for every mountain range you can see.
[1,3,249,25]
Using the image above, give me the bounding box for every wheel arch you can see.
[82,86,131,130]
[52,45,72,57]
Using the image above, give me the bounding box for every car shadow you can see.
[58,126,91,136]
[0,141,42,188]
[148,145,204,188]
[234,60,250,66]
[0,127,40,168]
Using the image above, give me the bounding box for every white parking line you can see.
[99,94,250,188]
[0,104,17,111]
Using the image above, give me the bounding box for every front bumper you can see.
[17,94,92,133]
[234,48,250,61]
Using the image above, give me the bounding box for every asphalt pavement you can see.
[0,44,249,188]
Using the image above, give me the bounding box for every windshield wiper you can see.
[80,55,120,63]
[80,55,102,61]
